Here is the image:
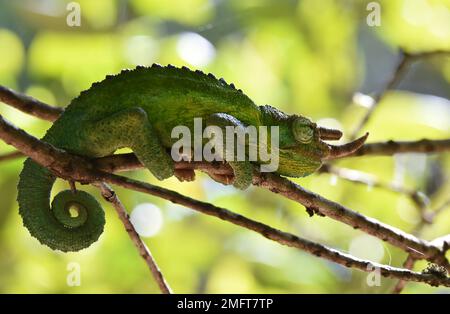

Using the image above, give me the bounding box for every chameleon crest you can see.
[17,64,368,251]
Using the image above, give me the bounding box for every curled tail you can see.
[17,158,105,252]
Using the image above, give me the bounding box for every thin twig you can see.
[392,255,417,294]
[318,164,428,210]
[97,183,172,294]
[392,199,450,293]
[429,199,450,222]
[351,51,412,139]
[351,50,450,139]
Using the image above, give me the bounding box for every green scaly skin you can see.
[17,64,333,252]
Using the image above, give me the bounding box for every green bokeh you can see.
[0,0,449,293]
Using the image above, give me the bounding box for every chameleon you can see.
[17,64,368,252]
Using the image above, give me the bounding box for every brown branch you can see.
[103,175,450,286]
[0,85,63,122]
[392,255,417,294]
[353,139,450,156]
[3,110,447,269]
[94,153,450,267]
[0,150,24,162]
[3,137,449,166]
[94,176,450,287]
[1,115,449,287]
[253,173,449,270]
[96,183,172,294]
[91,154,450,268]
[392,199,450,293]
[350,50,450,139]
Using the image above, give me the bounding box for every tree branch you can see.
[0,114,449,287]
[93,153,449,269]
[353,139,450,156]
[96,183,172,294]
[0,150,23,162]
[392,255,417,294]
[3,137,449,166]
[0,85,62,122]
[350,50,450,139]
[392,199,450,293]
[2,108,448,268]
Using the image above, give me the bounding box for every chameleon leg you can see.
[205,113,253,189]
[84,107,174,180]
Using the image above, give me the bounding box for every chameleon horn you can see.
[324,132,369,160]
[318,127,343,141]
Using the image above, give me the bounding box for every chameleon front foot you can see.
[207,172,235,186]
[174,169,196,182]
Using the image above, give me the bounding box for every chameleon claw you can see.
[69,180,77,194]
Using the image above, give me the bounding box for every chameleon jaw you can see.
[323,132,369,160]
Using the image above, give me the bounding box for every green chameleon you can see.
[17,64,368,252]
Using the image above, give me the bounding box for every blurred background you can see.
[0,0,449,293]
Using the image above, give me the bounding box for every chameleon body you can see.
[17,64,367,252]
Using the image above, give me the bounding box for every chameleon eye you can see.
[293,117,314,144]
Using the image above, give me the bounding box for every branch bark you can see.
[94,153,449,269]
[0,150,23,162]
[353,139,450,156]
[0,113,449,287]
[97,183,172,294]
[0,85,62,122]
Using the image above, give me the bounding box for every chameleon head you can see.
[275,116,368,177]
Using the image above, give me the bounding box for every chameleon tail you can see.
[17,158,105,252]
